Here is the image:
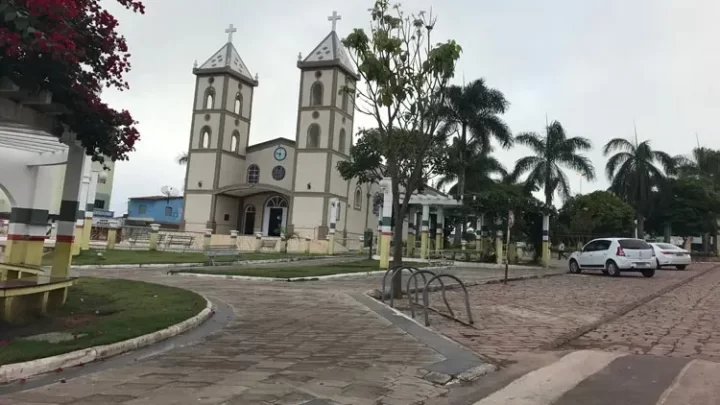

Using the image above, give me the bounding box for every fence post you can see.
[149,224,161,251]
[495,230,503,265]
[204,228,212,250]
[107,220,119,250]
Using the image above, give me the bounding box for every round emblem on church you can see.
[273,147,287,161]
[208,77,214,84]
[272,165,286,181]
[238,82,243,89]
[312,111,320,119]
[235,119,240,126]
[204,114,210,121]
[315,71,322,78]
[342,117,346,124]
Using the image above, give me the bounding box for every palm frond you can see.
[515,132,545,154]
[605,151,633,180]
[602,138,635,156]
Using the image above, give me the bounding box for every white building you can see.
[181,18,381,240]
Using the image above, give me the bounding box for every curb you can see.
[545,264,720,350]
[0,298,214,384]
[50,255,345,270]
[168,266,454,282]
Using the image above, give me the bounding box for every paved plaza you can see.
[1,261,720,404]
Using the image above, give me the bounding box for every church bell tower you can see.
[181,24,258,233]
[288,12,359,239]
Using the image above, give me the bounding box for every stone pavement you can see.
[401,265,710,364]
[0,263,560,405]
[569,264,720,360]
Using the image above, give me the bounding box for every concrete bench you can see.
[0,263,45,281]
[0,275,77,323]
[165,234,195,252]
[204,245,240,266]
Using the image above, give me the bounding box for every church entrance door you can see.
[268,208,283,237]
[262,195,288,237]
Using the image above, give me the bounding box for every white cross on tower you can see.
[225,24,237,43]
[328,11,342,32]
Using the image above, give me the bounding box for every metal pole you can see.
[504,211,510,284]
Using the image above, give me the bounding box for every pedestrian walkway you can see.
[471,350,720,405]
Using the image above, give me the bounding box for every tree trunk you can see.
[663,223,671,243]
[453,124,468,246]
[637,213,645,239]
[391,178,406,298]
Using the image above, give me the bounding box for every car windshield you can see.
[655,243,679,250]
[618,239,652,250]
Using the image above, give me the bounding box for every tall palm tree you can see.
[603,138,676,237]
[438,139,508,195]
[511,121,595,208]
[676,147,720,186]
[440,79,513,200]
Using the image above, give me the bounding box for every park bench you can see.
[0,266,77,323]
[204,245,241,266]
[128,232,165,249]
[165,234,196,252]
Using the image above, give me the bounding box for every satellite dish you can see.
[161,186,180,203]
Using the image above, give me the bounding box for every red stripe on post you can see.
[26,236,46,241]
[6,234,26,240]
[56,235,75,243]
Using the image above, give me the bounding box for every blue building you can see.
[126,196,184,229]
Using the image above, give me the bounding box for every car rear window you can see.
[656,243,678,250]
[619,239,652,250]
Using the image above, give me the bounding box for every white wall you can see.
[183,194,212,232]
[245,144,295,190]
[185,153,216,191]
[0,147,40,208]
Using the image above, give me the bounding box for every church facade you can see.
[181,20,381,241]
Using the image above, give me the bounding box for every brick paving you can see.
[568,264,720,361]
[399,266,707,365]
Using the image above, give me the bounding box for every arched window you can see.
[266,195,288,208]
[338,128,347,154]
[307,124,320,148]
[230,130,239,152]
[200,127,211,149]
[204,88,215,109]
[354,187,362,210]
[247,164,259,184]
[310,82,323,106]
[341,85,350,112]
[234,93,243,115]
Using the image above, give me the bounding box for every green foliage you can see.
[510,121,595,207]
[557,191,635,239]
[339,0,462,266]
[647,177,720,236]
[603,137,677,236]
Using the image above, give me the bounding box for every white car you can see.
[568,238,656,277]
[650,243,691,270]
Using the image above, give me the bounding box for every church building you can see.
[181,14,381,241]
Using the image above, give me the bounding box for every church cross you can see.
[225,24,237,43]
[328,11,342,32]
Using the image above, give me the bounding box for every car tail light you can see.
[651,249,655,257]
[662,251,674,255]
[616,246,626,257]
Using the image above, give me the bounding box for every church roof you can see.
[195,40,257,85]
[298,31,358,79]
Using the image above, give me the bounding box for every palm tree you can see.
[676,147,720,186]
[511,121,595,208]
[440,79,513,200]
[438,139,508,195]
[603,138,676,237]
[177,152,188,165]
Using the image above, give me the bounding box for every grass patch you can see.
[174,259,428,278]
[0,277,206,365]
[42,249,316,266]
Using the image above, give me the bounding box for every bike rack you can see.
[381,265,418,305]
[406,269,452,319]
[422,274,474,327]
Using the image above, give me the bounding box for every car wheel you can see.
[676,265,687,270]
[602,269,609,275]
[569,260,581,274]
[642,268,655,278]
[606,260,621,277]
[656,259,662,270]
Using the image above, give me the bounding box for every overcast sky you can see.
[102,0,720,214]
